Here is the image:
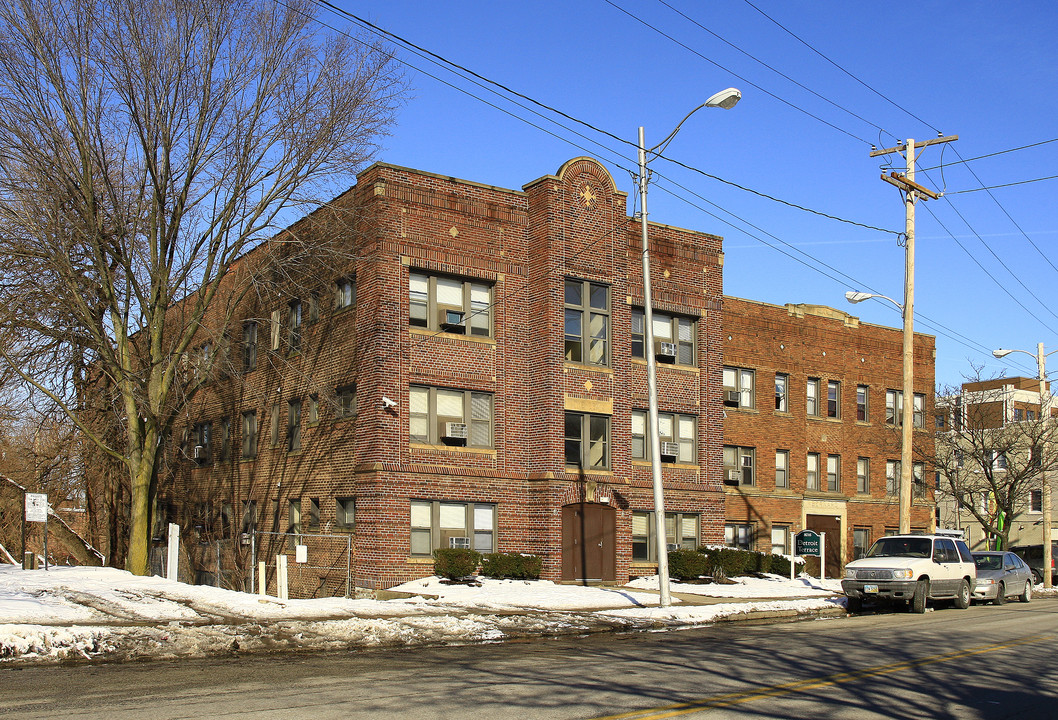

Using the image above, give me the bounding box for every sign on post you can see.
[794,529,821,556]
[24,493,47,523]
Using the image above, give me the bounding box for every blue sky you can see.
[326,1,1058,388]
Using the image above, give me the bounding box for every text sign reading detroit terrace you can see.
[794,529,821,557]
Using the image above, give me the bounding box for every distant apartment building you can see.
[146,157,728,594]
[935,377,1056,553]
[721,298,936,576]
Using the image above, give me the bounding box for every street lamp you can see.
[993,343,1057,588]
[639,88,741,608]
[846,290,915,535]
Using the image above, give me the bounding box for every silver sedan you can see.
[971,551,1033,604]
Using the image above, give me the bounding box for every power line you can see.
[947,174,1058,194]
[920,137,1058,172]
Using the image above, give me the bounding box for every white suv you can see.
[842,532,976,613]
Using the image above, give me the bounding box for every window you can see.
[410,272,492,337]
[987,450,1008,470]
[191,422,212,464]
[410,386,493,448]
[1031,489,1043,513]
[307,497,320,529]
[337,385,356,418]
[565,411,610,469]
[288,299,302,352]
[913,462,926,499]
[885,389,900,425]
[287,499,301,534]
[631,309,695,365]
[240,501,257,536]
[856,385,868,422]
[564,278,609,365]
[241,411,257,459]
[853,528,871,560]
[307,291,320,324]
[1027,410,1037,421]
[806,378,820,416]
[410,500,496,555]
[886,460,900,496]
[770,525,789,555]
[806,452,820,491]
[335,277,355,310]
[242,321,258,372]
[936,413,946,429]
[857,457,870,494]
[913,393,925,428]
[723,445,755,486]
[827,381,841,418]
[270,403,280,447]
[632,511,700,561]
[725,523,753,550]
[287,399,301,452]
[775,450,789,489]
[336,497,355,529]
[270,309,281,351]
[1014,407,1023,422]
[723,366,755,409]
[631,410,696,463]
[775,373,788,412]
[308,395,319,425]
[827,454,840,492]
[218,418,231,462]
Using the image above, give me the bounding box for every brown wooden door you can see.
[561,503,616,582]
[805,514,842,578]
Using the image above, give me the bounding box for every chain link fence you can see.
[252,530,354,599]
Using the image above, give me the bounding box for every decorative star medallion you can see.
[579,184,596,209]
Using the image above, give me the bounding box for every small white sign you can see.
[295,544,308,564]
[25,493,48,523]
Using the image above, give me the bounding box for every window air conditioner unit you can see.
[439,307,466,332]
[192,445,206,460]
[725,469,742,484]
[666,543,680,552]
[724,390,742,406]
[655,341,678,363]
[449,536,471,549]
[240,532,252,546]
[443,422,469,443]
[660,442,680,461]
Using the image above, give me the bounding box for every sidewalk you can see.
[0,565,847,666]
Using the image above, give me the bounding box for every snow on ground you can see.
[0,565,847,666]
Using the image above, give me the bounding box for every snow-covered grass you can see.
[0,565,844,665]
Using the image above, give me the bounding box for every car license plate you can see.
[864,584,879,593]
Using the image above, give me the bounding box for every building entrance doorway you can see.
[561,503,616,583]
[805,514,842,578]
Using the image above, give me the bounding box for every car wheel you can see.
[1031,569,1042,585]
[993,582,1006,605]
[846,596,863,614]
[953,579,971,609]
[910,579,928,613]
[1020,579,1032,603]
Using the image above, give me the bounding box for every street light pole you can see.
[993,343,1057,588]
[638,88,740,608]
[845,289,913,533]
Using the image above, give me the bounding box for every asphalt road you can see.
[3,600,1056,719]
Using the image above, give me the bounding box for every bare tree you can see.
[931,373,1058,550]
[0,0,405,574]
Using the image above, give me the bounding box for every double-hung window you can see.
[336,385,356,418]
[565,411,610,469]
[806,378,820,416]
[241,411,257,459]
[410,500,496,555]
[770,525,790,555]
[827,454,841,492]
[723,445,755,485]
[564,279,609,365]
[775,450,790,489]
[335,277,355,310]
[857,457,870,494]
[410,386,493,448]
[886,390,901,425]
[410,272,492,337]
[912,393,925,428]
[806,452,820,491]
[856,385,869,422]
[631,309,695,365]
[288,300,302,352]
[827,381,841,418]
[335,498,355,529]
[287,399,301,452]
[775,373,789,412]
[632,511,700,561]
[725,523,753,550]
[886,460,900,495]
[191,422,212,464]
[630,410,696,463]
[723,366,755,409]
[242,321,258,372]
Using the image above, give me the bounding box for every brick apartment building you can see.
[158,156,728,593]
[721,297,936,576]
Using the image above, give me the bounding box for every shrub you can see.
[668,548,709,581]
[432,548,481,580]
[698,546,752,579]
[480,552,543,580]
[767,553,794,576]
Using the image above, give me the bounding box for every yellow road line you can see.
[591,634,1051,720]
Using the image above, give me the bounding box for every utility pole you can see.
[870,135,957,534]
